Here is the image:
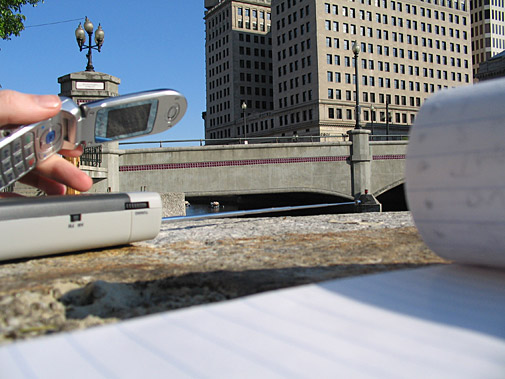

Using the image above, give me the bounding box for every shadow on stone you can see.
[60,263,435,321]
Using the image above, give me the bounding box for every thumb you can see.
[0,90,61,127]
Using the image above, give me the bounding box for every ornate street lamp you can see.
[352,41,361,129]
[75,17,105,72]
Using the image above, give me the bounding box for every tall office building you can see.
[204,0,273,141]
[204,0,473,141]
[470,0,505,78]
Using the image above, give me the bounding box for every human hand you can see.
[0,90,93,197]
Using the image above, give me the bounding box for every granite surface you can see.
[160,192,186,217]
[0,211,448,344]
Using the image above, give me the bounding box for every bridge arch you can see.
[373,178,405,198]
[375,181,407,211]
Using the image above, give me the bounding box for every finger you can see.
[0,90,61,127]
[31,155,93,193]
[0,192,24,198]
[18,172,67,195]
[59,145,84,158]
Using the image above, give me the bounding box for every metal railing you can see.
[1,184,15,193]
[369,134,410,141]
[74,134,409,169]
[119,134,351,148]
[118,134,410,148]
[80,145,103,167]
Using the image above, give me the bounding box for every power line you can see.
[25,18,82,29]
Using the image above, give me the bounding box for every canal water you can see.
[185,202,239,217]
[183,201,358,218]
[183,189,407,218]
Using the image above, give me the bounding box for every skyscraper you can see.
[470,0,505,78]
[204,0,273,141]
[205,0,473,142]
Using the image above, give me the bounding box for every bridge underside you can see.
[187,186,407,214]
[376,184,407,212]
[188,191,352,207]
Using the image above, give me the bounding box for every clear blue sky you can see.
[0,1,206,146]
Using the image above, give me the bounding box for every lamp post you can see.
[370,104,375,136]
[352,41,361,129]
[386,100,390,140]
[75,17,104,72]
[241,101,247,141]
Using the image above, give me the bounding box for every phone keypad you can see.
[0,132,36,189]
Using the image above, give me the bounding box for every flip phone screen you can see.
[0,89,187,191]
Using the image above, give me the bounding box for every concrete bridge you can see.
[87,130,408,209]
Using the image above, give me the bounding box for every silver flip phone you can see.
[0,89,187,191]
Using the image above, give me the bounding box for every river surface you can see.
[185,202,238,217]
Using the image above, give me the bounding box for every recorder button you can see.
[166,105,180,122]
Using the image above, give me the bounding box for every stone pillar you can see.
[58,71,121,192]
[101,141,120,192]
[348,128,371,198]
[348,129,381,212]
[58,71,120,104]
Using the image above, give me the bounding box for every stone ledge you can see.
[0,212,448,344]
[160,192,186,217]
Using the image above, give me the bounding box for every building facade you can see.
[204,0,473,141]
[205,0,273,141]
[470,0,505,78]
[475,49,505,79]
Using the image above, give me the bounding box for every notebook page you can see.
[1,265,504,378]
[406,77,505,267]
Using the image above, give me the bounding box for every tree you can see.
[0,0,44,40]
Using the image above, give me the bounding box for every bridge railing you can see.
[80,145,103,167]
[369,134,410,141]
[78,134,410,170]
[118,134,410,148]
[118,134,351,148]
